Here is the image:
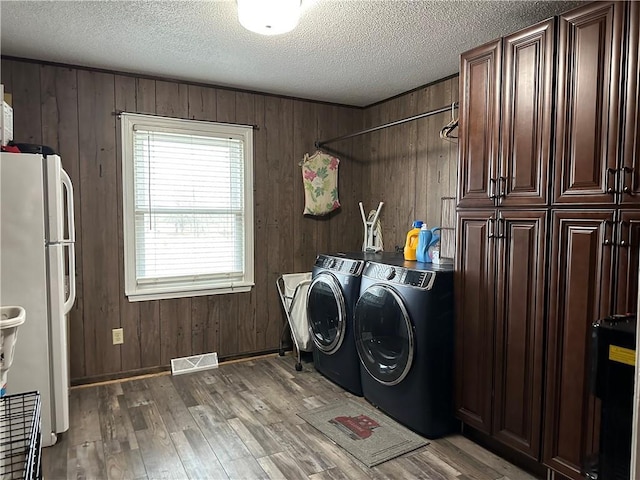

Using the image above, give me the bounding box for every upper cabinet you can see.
[458,19,554,208]
[553,2,625,205]
[499,21,554,207]
[620,1,640,205]
[458,40,501,208]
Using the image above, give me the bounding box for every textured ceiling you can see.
[1,0,586,107]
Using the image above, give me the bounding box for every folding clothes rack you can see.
[360,201,384,253]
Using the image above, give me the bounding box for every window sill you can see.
[126,283,253,302]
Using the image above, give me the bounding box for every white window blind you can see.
[121,113,254,301]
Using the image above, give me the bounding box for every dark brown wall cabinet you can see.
[458,41,501,208]
[543,3,639,479]
[458,19,554,208]
[553,2,627,205]
[455,210,546,459]
[621,1,640,206]
[544,211,614,477]
[456,16,554,463]
[544,208,640,477]
[455,211,495,434]
[457,2,639,479]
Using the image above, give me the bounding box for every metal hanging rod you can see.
[315,102,459,148]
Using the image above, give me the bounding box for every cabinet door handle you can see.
[620,167,634,196]
[620,220,632,248]
[488,218,495,239]
[498,217,507,239]
[489,178,497,199]
[606,168,617,195]
[499,177,507,199]
[603,239,612,246]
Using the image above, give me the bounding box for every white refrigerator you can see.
[0,152,76,447]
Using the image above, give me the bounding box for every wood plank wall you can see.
[1,58,458,382]
[1,58,365,382]
[362,77,459,252]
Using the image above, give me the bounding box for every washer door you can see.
[307,272,346,354]
[354,284,414,385]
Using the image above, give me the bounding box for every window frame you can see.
[120,112,254,301]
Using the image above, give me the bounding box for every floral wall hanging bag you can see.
[300,151,340,216]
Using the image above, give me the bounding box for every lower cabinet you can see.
[615,210,640,313]
[542,209,640,478]
[543,210,615,478]
[455,209,547,459]
[455,210,495,434]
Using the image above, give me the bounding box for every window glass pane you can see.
[135,212,243,280]
[133,131,244,211]
[134,130,244,280]
[124,119,251,294]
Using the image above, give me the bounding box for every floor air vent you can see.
[170,352,219,376]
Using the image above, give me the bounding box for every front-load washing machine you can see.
[354,254,455,438]
[307,254,364,396]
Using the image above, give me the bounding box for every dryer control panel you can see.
[315,255,364,276]
[362,262,436,290]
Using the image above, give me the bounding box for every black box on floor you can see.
[586,314,636,480]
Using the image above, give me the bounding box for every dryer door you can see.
[307,272,346,354]
[354,284,414,386]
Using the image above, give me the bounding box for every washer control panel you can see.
[362,262,435,289]
[315,255,364,276]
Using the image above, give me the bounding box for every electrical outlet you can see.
[112,328,124,345]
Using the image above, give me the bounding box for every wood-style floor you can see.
[42,354,538,479]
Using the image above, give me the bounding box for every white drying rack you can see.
[359,201,384,253]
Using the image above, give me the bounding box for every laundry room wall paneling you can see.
[362,77,459,252]
[1,57,365,382]
[1,57,455,382]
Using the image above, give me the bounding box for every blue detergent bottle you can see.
[416,225,432,263]
[416,226,441,263]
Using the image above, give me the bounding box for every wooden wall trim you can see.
[365,72,460,108]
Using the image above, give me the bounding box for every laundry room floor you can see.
[42,354,538,479]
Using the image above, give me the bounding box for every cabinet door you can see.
[553,2,624,205]
[543,210,615,479]
[499,20,554,207]
[455,210,496,433]
[614,210,640,314]
[620,1,640,205]
[458,40,501,208]
[493,210,546,459]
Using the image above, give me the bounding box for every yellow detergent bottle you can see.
[404,220,423,261]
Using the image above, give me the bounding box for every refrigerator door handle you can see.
[60,168,76,313]
[64,241,76,314]
[60,168,75,242]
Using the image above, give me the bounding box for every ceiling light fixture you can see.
[237,0,301,36]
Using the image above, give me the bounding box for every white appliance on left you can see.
[0,152,76,446]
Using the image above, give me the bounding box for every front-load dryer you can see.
[354,254,455,438]
[307,254,364,396]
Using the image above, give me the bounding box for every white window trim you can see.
[120,112,254,301]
